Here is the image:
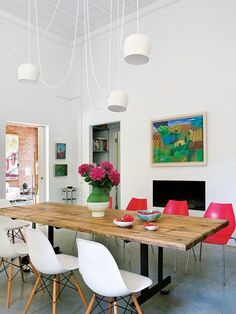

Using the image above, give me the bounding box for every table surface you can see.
[0,202,228,251]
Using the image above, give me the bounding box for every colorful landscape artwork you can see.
[151,113,206,166]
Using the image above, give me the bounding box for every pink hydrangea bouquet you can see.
[78,161,120,193]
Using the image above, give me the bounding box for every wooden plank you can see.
[0,202,228,251]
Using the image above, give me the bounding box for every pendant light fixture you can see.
[107,0,128,112]
[18,0,38,81]
[124,0,151,65]
[107,90,128,112]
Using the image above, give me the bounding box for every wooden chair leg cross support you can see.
[24,271,87,314]
[85,293,143,314]
[0,257,35,308]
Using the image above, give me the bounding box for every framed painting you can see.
[6,134,19,179]
[55,164,68,176]
[56,143,66,159]
[151,112,207,166]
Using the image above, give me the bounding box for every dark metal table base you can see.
[138,243,171,305]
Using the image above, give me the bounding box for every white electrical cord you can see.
[137,0,140,33]
[28,0,31,63]
[34,0,80,88]
[85,0,113,93]
[84,0,126,108]
[41,0,61,40]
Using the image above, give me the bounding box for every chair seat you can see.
[3,219,29,231]
[57,254,78,272]
[12,242,28,256]
[120,270,152,293]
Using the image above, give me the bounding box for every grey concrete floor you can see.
[1,226,236,314]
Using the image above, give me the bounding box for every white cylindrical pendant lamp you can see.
[18,63,39,82]
[107,90,128,112]
[124,33,151,65]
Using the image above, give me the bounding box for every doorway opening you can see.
[5,122,48,205]
[91,122,120,209]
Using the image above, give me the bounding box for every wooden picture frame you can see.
[55,164,68,176]
[56,143,66,159]
[151,112,207,166]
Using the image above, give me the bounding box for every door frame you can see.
[5,121,49,202]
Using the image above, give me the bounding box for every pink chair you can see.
[199,202,235,285]
[163,200,196,273]
[126,198,148,212]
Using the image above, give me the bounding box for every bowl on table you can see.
[136,210,161,222]
[143,222,159,231]
[113,214,135,227]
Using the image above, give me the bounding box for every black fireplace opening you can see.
[153,180,205,211]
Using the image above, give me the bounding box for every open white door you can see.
[38,126,49,202]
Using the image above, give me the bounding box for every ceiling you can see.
[0,0,159,41]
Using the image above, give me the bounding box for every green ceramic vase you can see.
[87,187,109,217]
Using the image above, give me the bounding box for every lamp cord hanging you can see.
[41,0,61,40]
[28,0,31,63]
[136,0,140,33]
[84,0,125,108]
[34,0,80,88]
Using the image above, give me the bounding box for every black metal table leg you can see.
[48,225,61,254]
[137,244,171,305]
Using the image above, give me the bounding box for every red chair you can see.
[199,202,235,285]
[163,200,196,273]
[124,198,154,260]
[126,198,148,211]
[163,200,189,216]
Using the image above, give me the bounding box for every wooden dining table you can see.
[0,202,228,304]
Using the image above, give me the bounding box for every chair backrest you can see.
[24,228,66,275]
[77,239,130,297]
[163,200,189,216]
[126,198,148,211]
[0,224,19,258]
[0,199,13,225]
[203,202,236,244]
[0,199,12,208]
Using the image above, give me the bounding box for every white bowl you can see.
[144,225,159,231]
[113,219,134,227]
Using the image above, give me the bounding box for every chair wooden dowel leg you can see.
[71,271,88,308]
[86,294,96,314]
[7,261,13,308]
[52,276,57,314]
[132,293,143,314]
[24,275,41,314]
[56,274,61,300]
[108,298,113,314]
[113,301,118,314]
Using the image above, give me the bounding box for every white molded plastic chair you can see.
[0,224,31,308]
[24,228,87,314]
[77,238,152,314]
[0,199,29,242]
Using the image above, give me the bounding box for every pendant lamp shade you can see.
[18,63,39,82]
[107,90,128,112]
[124,33,151,65]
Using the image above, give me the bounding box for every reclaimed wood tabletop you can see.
[0,202,228,251]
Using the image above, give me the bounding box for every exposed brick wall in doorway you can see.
[6,124,38,190]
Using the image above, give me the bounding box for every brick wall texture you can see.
[6,124,38,189]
